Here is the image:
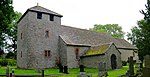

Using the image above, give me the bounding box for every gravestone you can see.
[143,55,150,77]
[64,66,69,74]
[135,60,141,68]
[80,65,85,72]
[98,62,106,71]
[35,69,41,73]
[12,68,15,73]
[42,70,44,77]
[98,62,108,77]
[6,65,9,77]
[58,64,63,73]
[128,56,134,77]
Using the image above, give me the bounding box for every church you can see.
[17,5,138,70]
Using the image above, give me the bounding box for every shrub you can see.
[0,59,8,66]
[0,59,16,66]
[8,59,16,66]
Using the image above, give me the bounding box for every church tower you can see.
[17,5,63,69]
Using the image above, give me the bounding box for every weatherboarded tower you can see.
[17,5,62,69]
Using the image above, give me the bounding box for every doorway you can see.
[111,54,117,69]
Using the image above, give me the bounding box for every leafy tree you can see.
[127,20,145,61]
[5,12,22,53]
[139,0,150,57]
[0,48,4,57]
[127,0,150,67]
[0,0,14,47]
[90,24,125,38]
[5,51,15,59]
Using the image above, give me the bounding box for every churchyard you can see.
[0,65,136,77]
[1,55,150,77]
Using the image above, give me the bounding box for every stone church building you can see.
[17,5,138,70]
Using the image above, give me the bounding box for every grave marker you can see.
[129,56,134,76]
[64,66,69,74]
[6,65,9,77]
[143,55,150,77]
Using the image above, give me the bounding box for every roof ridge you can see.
[61,25,110,34]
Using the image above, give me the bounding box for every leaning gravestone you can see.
[143,55,150,77]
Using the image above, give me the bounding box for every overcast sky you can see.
[13,0,147,33]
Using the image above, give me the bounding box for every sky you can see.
[13,0,147,34]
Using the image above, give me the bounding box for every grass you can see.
[0,66,135,77]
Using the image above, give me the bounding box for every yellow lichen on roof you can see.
[85,44,109,56]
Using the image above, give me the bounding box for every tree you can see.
[139,0,150,57]
[0,0,14,47]
[127,20,146,62]
[5,12,22,52]
[90,24,125,38]
[127,0,150,66]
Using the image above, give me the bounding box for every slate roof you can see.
[114,38,138,50]
[84,43,110,56]
[81,43,121,57]
[18,5,63,23]
[60,25,116,46]
[28,6,63,17]
[59,25,137,50]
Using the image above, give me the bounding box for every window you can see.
[50,14,54,21]
[74,48,79,60]
[21,51,22,58]
[21,33,22,39]
[45,50,47,56]
[37,12,42,19]
[48,50,51,56]
[44,50,51,57]
[45,30,49,38]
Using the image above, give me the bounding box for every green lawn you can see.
[0,66,132,77]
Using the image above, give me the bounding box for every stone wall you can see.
[17,12,29,69]
[106,44,122,69]
[119,49,138,61]
[81,44,122,70]
[66,46,89,68]
[58,37,67,66]
[17,10,61,69]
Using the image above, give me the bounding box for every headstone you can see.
[58,64,63,73]
[42,70,44,77]
[98,62,108,77]
[10,73,12,77]
[144,55,150,68]
[12,68,15,73]
[6,65,9,77]
[98,62,106,71]
[64,66,69,74]
[80,65,85,72]
[129,56,134,76]
[36,69,41,73]
[143,55,150,77]
[135,60,141,68]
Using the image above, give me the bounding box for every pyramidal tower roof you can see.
[18,5,63,23]
[28,5,63,17]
